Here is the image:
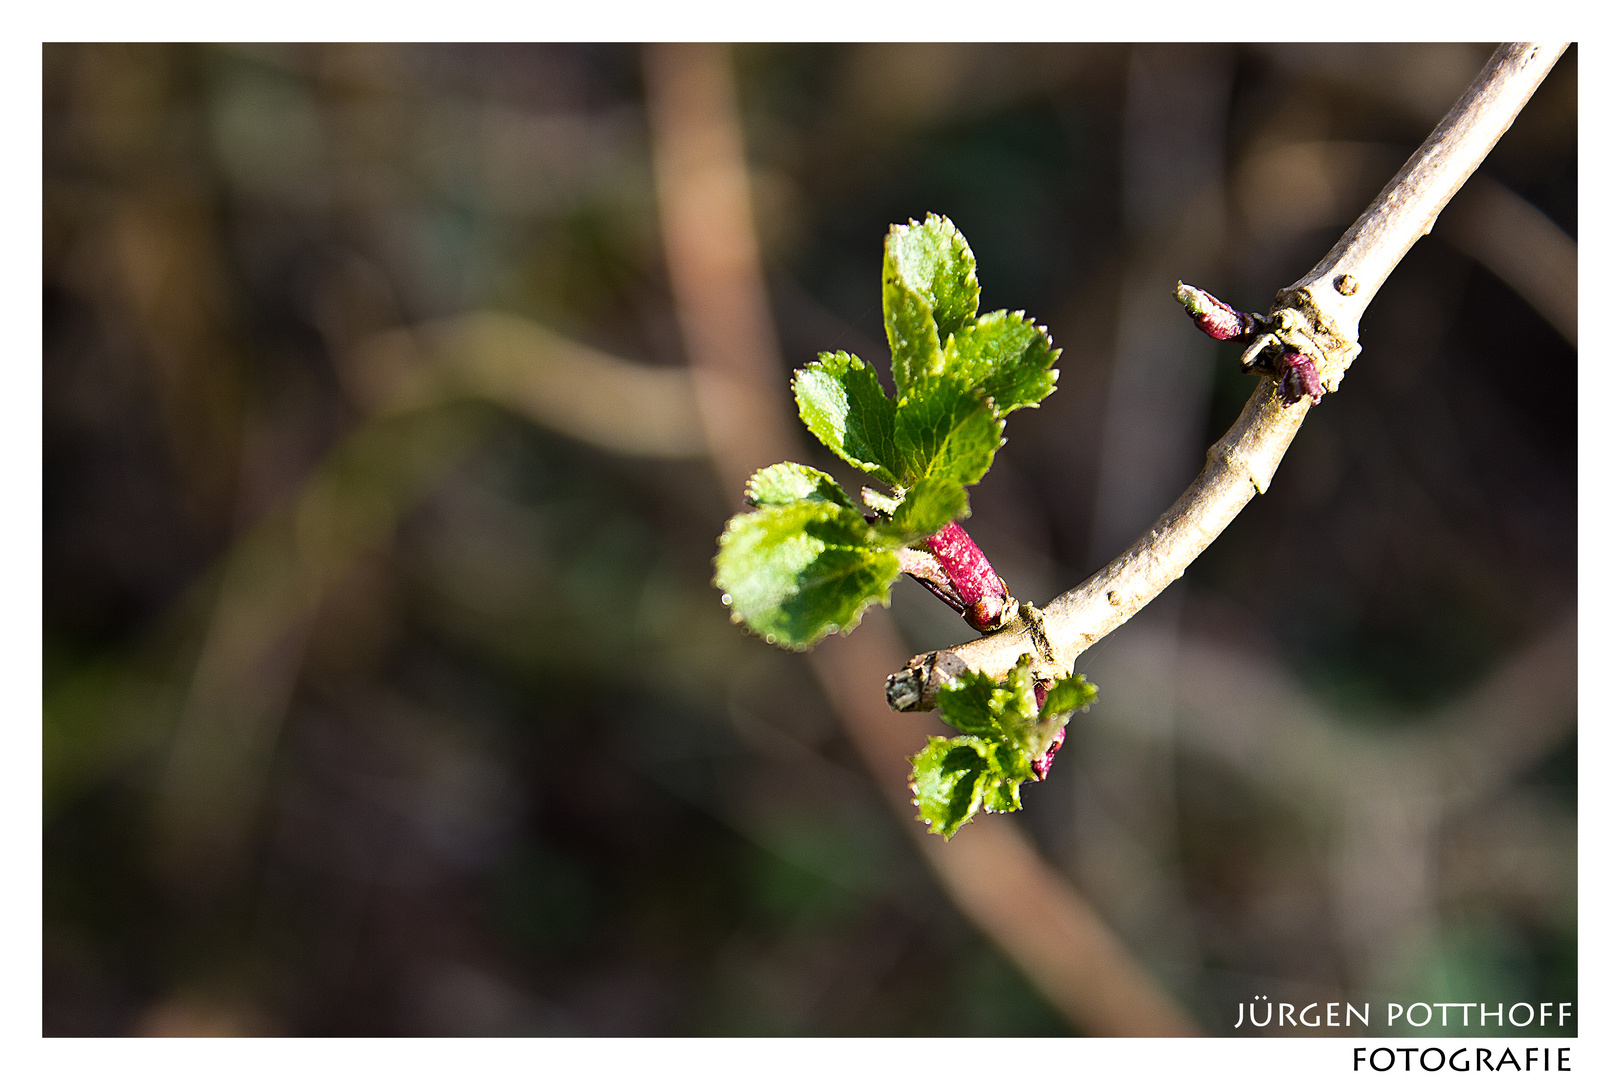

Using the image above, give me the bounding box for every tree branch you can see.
[886,42,1569,712]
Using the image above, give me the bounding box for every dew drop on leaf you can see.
[720,592,732,605]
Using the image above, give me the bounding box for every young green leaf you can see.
[909,736,988,839]
[883,272,946,397]
[793,351,902,485]
[909,656,1097,835]
[1039,674,1099,720]
[893,383,1004,488]
[879,474,970,544]
[978,741,1031,814]
[744,462,858,509]
[715,499,900,650]
[938,661,1039,751]
[943,310,1061,417]
[909,733,1033,838]
[884,214,981,367]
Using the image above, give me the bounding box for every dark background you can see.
[43,43,1576,1036]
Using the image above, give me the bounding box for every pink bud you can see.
[922,522,1013,632]
[1176,282,1261,343]
[965,595,1008,633]
[1277,351,1323,405]
[1031,722,1065,781]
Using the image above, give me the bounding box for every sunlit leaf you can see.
[893,382,1003,488]
[913,656,1096,834]
[910,736,988,839]
[943,310,1061,417]
[877,474,970,544]
[793,351,901,485]
[1039,674,1099,720]
[715,500,899,650]
[883,214,980,396]
[745,462,857,510]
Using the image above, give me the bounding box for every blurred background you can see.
[43,43,1576,1036]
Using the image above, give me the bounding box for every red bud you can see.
[1277,351,1323,405]
[1031,722,1065,781]
[1176,281,1261,343]
[923,522,1013,633]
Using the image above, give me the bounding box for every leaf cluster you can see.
[714,214,1061,649]
[909,657,1098,839]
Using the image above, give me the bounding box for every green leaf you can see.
[909,733,1034,837]
[744,462,857,510]
[793,352,901,485]
[979,742,1028,814]
[1002,655,1041,721]
[715,500,900,650]
[909,736,988,839]
[915,656,1088,833]
[885,215,980,356]
[893,382,1004,488]
[879,474,969,543]
[933,669,1002,738]
[872,218,1057,498]
[882,264,945,396]
[1039,674,1099,720]
[943,310,1061,417]
[882,215,979,397]
[937,662,1036,750]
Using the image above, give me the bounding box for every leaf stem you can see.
[885,42,1567,711]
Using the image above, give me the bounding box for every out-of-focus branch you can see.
[152,404,487,882]
[1158,611,1576,813]
[642,41,1197,1036]
[642,43,799,497]
[1419,612,1577,809]
[887,43,1568,711]
[352,311,707,459]
[1440,176,1577,346]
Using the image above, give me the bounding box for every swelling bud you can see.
[1176,281,1262,342]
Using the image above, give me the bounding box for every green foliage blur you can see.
[44,44,1575,1036]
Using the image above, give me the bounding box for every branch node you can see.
[1019,601,1061,676]
[1238,332,1280,374]
[1271,287,1361,395]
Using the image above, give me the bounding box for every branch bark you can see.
[887,42,1569,712]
